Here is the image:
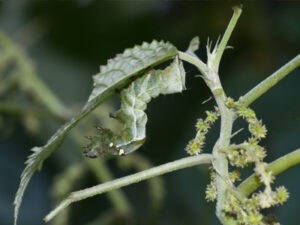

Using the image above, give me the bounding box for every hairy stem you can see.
[44,154,214,222]
[180,7,242,224]
[86,158,132,215]
[117,153,165,222]
[212,89,234,223]
[242,54,300,107]
[238,149,300,197]
[180,54,234,223]
[213,6,242,71]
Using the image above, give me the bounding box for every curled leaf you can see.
[84,56,186,157]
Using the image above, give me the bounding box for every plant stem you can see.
[0,30,70,118]
[86,158,132,215]
[0,101,67,122]
[178,51,207,74]
[180,45,235,225]
[180,7,242,224]
[212,89,234,223]
[213,6,242,71]
[44,154,214,222]
[237,149,300,197]
[242,54,300,107]
[118,153,165,222]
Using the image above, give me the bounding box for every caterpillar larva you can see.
[84,56,185,157]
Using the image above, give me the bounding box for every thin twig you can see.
[178,51,207,74]
[241,54,300,107]
[44,154,214,222]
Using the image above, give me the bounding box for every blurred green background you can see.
[0,1,299,225]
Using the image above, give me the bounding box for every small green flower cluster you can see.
[217,97,290,225]
[229,170,241,183]
[253,163,289,209]
[225,143,266,168]
[205,169,241,202]
[205,167,217,202]
[226,97,267,139]
[224,97,268,168]
[186,108,220,155]
[223,185,289,225]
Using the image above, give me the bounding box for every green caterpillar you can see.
[84,56,185,157]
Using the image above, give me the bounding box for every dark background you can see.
[0,1,299,225]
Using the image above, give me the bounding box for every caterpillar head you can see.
[83,126,121,158]
[83,126,146,158]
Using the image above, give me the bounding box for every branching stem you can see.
[180,7,242,224]
[11,5,300,225]
[178,51,207,74]
[181,45,235,225]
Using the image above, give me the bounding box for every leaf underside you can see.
[14,40,178,225]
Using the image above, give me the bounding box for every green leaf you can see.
[14,40,178,225]
[89,40,178,101]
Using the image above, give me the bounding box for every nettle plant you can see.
[14,6,300,225]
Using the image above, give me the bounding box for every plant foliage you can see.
[12,6,300,225]
[14,40,178,225]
